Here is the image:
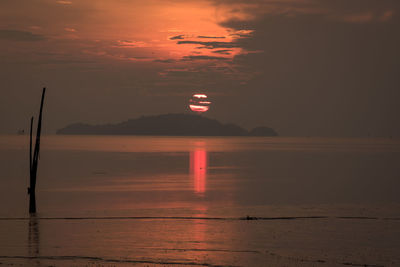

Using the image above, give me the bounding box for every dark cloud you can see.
[212,49,232,54]
[0,29,45,41]
[169,34,185,40]
[153,59,176,63]
[177,40,238,49]
[218,7,400,136]
[197,35,226,39]
[315,0,400,13]
[213,0,400,26]
[181,55,229,61]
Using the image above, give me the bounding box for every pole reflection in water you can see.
[190,142,208,195]
[28,214,40,266]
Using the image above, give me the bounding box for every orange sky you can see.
[1,0,400,136]
[2,0,252,63]
[4,0,394,66]
[1,0,395,70]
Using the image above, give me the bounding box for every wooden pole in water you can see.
[29,117,33,176]
[28,87,46,214]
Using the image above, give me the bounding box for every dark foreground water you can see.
[0,135,400,266]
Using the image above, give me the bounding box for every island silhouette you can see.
[57,113,278,136]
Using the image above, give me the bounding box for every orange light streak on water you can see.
[190,147,207,195]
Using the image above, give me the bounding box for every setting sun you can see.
[189,93,211,113]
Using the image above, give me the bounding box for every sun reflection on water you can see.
[190,142,207,195]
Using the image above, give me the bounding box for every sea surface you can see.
[0,135,400,266]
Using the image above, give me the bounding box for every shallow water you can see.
[1,135,400,266]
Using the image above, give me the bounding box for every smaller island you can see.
[57,113,278,137]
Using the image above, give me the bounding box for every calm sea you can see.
[0,135,399,266]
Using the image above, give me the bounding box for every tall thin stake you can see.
[29,117,33,175]
[29,88,46,214]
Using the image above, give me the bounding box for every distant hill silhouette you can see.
[56,113,278,136]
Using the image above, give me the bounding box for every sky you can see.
[0,0,399,136]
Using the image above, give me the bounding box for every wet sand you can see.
[1,216,400,266]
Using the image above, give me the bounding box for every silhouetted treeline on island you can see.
[56,114,278,136]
